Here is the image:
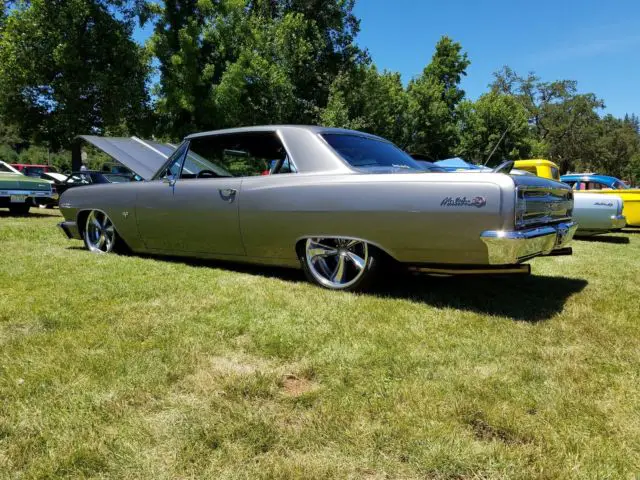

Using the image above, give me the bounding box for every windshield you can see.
[322,134,424,172]
[612,179,629,189]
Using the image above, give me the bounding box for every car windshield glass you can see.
[612,180,629,189]
[322,134,424,171]
[103,174,138,183]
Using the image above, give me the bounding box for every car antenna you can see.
[483,126,510,167]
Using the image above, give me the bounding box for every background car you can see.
[57,126,576,291]
[10,164,59,177]
[511,162,627,235]
[0,161,54,214]
[561,174,640,227]
[54,170,142,197]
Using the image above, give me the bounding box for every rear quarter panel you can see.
[573,193,623,232]
[585,190,640,227]
[239,172,515,265]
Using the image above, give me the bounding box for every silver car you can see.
[58,126,577,291]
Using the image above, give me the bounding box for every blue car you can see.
[560,174,629,190]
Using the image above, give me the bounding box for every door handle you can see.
[219,188,237,202]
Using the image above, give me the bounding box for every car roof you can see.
[560,173,620,184]
[184,125,387,142]
[515,159,558,168]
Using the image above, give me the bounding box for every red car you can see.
[11,164,59,178]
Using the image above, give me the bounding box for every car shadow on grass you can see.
[133,252,587,322]
[66,247,587,323]
[575,235,630,244]
[368,273,587,323]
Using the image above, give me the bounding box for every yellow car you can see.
[513,159,561,181]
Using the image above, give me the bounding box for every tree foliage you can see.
[0,4,639,184]
[456,92,531,164]
[149,0,364,139]
[0,0,151,150]
[404,36,469,158]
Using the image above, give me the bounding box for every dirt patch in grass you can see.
[466,412,530,445]
[280,374,319,397]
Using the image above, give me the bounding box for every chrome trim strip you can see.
[408,264,531,275]
[0,190,53,196]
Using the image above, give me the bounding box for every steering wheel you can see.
[197,169,218,178]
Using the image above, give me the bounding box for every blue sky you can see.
[135,0,640,117]
[353,0,640,117]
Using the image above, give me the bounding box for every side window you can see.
[185,132,292,178]
[586,181,603,190]
[551,167,560,180]
[0,163,12,173]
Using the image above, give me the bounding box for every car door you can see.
[135,141,246,255]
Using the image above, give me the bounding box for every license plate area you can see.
[10,194,27,203]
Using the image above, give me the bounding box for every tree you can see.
[405,36,470,159]
[592,115,640,180]
[456,92,532,164]
[0,0,151,150]
[149,0,365,139]
[320,65,407,145]
[491,67,604,172]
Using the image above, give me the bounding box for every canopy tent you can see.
[77,136,177,181]
[434,157,492,172]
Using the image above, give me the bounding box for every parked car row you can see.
[0,160,143,213]
[7,127,635,291]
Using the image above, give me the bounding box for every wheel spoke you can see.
[346,251,365,271]
[97,234,106,248]
[308,240,338,260]
[331,255,347,283]
[91,217,101,231]
[345,239,360,249]
[315,258,333,278]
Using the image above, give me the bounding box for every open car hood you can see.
[79,136,177,181]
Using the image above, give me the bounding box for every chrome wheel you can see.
[85,211,116,253]
[305,237,369,289]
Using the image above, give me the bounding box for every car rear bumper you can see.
[610,214,627,230]
[480,221,578,265]
[0,190,55,206]
[58,221,82,240]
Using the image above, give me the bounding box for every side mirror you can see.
[163,175,176,186]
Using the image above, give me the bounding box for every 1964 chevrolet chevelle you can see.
[58,126,577,290]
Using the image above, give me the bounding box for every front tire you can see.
[299,237,380,291]
[83,210,119,253]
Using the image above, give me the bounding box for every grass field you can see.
[1,210,639,479]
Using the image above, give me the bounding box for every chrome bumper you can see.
[481,222,578,265]
[610,214,626,230]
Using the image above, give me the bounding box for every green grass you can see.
[1,210,639,479]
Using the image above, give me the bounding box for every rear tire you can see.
[299,237,380,291]
[8,204,30,215]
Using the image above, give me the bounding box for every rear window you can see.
[322,134,423,172]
